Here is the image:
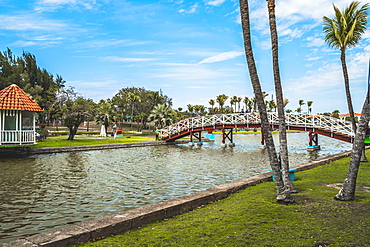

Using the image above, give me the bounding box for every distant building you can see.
[0,84,43,145]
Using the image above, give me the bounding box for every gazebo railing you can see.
[0,130,36,145]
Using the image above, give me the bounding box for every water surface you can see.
[0,132,352,243]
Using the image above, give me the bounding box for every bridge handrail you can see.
[159,113,354,139]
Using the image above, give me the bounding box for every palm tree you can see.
[298,100,305,113]
[236,96,242,112]
[335,92,370,201]
[323,1,369,133]
[209,99,215,114]
[216,94,228,112]
[187,104,194,116]
[149,104,174,129]
[243,96,250,112]
[230,96,239,112]
[126,93,141,131]
[239,0,290,202]
[96,99,116,137]
[307,101,313,114]
[267,0,296,194]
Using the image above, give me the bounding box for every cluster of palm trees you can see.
[239,0,368,202]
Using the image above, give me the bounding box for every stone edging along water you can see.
[1,148,352,247]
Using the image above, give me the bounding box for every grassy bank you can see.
[74,152,370,247]
[32,135,156,149]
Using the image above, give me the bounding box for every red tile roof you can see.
[0,84,43,112]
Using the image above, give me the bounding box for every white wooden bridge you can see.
[160,113,358,145]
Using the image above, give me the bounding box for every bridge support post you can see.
[307,132,320,151]
[190,131,203,146]
[221,128,234,147]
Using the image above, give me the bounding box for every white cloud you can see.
[179,3,199,14]
[206,0,226,7]
[199,51,244,64]
[75,39,153,49]
[35,0,97,11]
[306,36,325,47]
[0,14,68,31]
[101,56,158,62]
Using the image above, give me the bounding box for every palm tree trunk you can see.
[341,49,357,133]
[341,49,367,162]
[335,93,370,201]
[267,0,296,193]
[239,0,292,202]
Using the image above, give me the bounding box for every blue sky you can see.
[0,0,369,114]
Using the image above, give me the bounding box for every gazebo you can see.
[0,84,43,145]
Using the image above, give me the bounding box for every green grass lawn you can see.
[73,152,370,247]
[32,135,156,149]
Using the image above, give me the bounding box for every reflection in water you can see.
[0,132,351,243]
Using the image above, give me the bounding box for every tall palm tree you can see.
[216,94,228,112]
[236,96,242,112]
[298,99,305,112]
[230,96,239,112]
[187,104,194,116]
[149,104,174,129]
[243,96,250,112]
[209,99,215,114]
[323,1,369,133]
[239,0,291,202]
[267,0,296,194]
[96,99,116,137]
[307,101,313,114]
[335,92,370,201]
[126,93,141,131]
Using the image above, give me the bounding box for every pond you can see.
[0,132,352,243]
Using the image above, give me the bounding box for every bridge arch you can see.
[159,113,356,145]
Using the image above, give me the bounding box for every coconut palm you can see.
[298,100,305,113]
[187,104,194,116]
[149,103,174,129]
[243,96,250,112]
[267,0,296,194]
[209,99,215,114]
[323,1,369,133]
[307,101,313,114]
[335,92,370,201]
[239,0,291,202]
[126,93,141,131]
[236,96,242,112]
[96,99,116,137]
[216,94,228,112]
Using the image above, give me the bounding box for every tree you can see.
[332,109,340,118]
[298,99,305,112]
[95,100,116,136]
[239,0,292,202]
[236,96,242,112]
[64,97,96,140]
[243,96,250,112]
[126,93,141,131]
[231,96,239,112]
[209,99,215,114]
[216,94,228,112]
[267,0,296,194]
[307,101,313,114]
[323,1,369,133]
[187,104,194,116]
[335,92,370,200]
[149,104,174,128]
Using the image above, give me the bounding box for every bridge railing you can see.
[159,113,355,139]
